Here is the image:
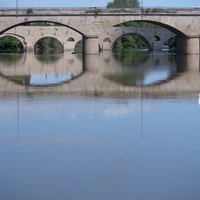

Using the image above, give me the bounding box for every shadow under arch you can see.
[74,39,83,53]
[162,36,177,50]
[112,20,185,37]
[0,20,84,36]
[111,20,185,53]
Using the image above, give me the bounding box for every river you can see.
[0,51,200,200]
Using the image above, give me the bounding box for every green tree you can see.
[0,36,23,53]
[113,35,147,50]
[107,0,139,8]
[35,37,63,54]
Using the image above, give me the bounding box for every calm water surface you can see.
[0,51,200,200]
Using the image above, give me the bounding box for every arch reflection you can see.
[102,51,184,86]
[0,51,188,88]
[0,52,83,86]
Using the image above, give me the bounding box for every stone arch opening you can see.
[163,36,177,51]
[102,37,112,51]
[1,33,25,42]
[111,20,184,52]
[74,39,83,53]
[103,38,111,42]
[153,35,160,41]
[0,35,24,53]
[112,33,151,51]
[66,37,76,52]
[67,37,75,42]
[34,36,64,54]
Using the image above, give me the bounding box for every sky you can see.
[0,0,199,8]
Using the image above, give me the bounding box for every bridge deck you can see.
[1,8,200,16]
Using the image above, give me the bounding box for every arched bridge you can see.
[1,26,82,52]
[99,26,176,51]
[0,25,175,52]
[0,8,200,54]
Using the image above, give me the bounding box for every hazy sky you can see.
[0,0,198,8]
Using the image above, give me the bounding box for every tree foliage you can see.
[113,35,147,50]
[115,21,159,28]
[113,22,159,50]
[23,22,59,26]
[35,37,63,54]
[107,0,139,8]
[0,36,23,53]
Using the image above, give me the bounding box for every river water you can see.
[0,51,200,200]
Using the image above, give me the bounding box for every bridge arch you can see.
[0,34,25,52]
[34,35,64,51]
[112,33,152,51]
[153,35,160,41]
[108,19,192,53]
[112,20,185,37]
[0,20,84,36]
[74,39,83,53]
[0,33,26,51]
[99,23,177,51]
[67,37,75,42]
[34,36,64,53]
[162,36,177,50]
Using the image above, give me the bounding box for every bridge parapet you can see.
[1,8,200,16]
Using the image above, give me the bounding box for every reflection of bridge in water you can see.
[0,52,199,97]
[0,52,83,86]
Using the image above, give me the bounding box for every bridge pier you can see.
[177,36,200,54]
[26,44,34,52]
[83,35,99,55]
[83,55,100,71]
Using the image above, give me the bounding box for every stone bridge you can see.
[0,25,175,52]
[1,26,82,52]
[99,26,176,51]
[0,8,200,54]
